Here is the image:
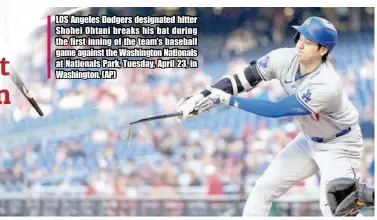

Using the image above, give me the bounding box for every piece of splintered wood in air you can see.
[139,129,145,138]
[127,131,133,148]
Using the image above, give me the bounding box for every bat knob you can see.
[191,109,199,115]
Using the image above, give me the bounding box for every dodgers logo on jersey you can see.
[301,89,312,103]
[258,56,270,68]
[300,89,320,121]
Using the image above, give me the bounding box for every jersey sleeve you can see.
[296,83,338,114]
[255,48,292,81]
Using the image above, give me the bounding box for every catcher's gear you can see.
[326,176,374,216]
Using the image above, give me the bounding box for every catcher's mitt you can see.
[326,175,374,216]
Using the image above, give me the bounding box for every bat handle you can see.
[32,99,44,116]
[191,109,199,115]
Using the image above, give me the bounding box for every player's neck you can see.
[299,59,322,76]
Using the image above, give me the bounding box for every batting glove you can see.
[195,86,231,113]
[176,92,206,123]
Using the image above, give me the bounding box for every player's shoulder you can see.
[268,47,296,59]
[317,61,341,82]
[262,47,296,66]
[313,61,343,91]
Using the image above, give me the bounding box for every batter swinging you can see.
[176,17,364,216]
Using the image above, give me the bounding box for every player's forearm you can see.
[201,61,262,97]
[229,95,311,118]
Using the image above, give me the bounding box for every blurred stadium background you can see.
[0,7,374,216]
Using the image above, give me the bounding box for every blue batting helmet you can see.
[293,17,338,53]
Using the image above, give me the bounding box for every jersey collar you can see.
[295,63,323,81]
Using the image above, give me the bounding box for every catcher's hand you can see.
[326,177,373,216]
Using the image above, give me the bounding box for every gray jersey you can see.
[255,47,359,138]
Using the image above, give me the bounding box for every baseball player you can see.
[176,16,365,216]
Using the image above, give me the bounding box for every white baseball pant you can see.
[242,125,364,216]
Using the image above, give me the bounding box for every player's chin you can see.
[296,55,305,62]
[297,54,308,62]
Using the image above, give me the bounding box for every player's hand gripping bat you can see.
[9,66,44,117]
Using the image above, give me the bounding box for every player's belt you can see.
[311,127,351,143]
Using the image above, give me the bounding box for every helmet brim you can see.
[292,25,317,44]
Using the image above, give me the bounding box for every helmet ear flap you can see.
[294,32,300,44]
